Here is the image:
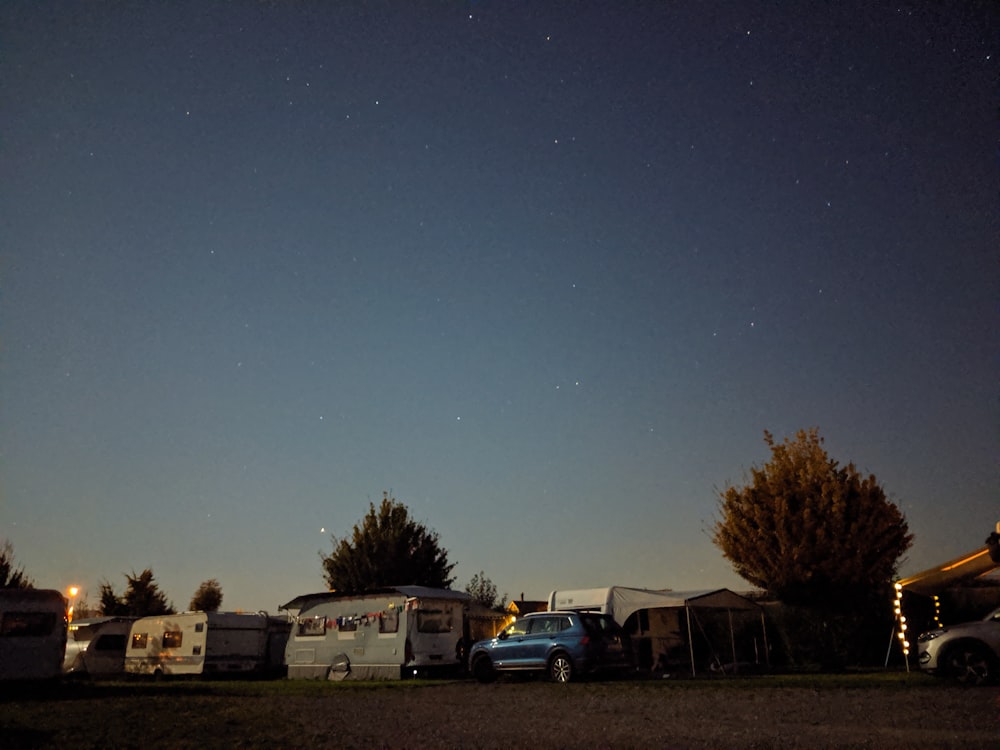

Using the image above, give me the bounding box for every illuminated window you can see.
[131,633,149,650]
[162,631,183,648]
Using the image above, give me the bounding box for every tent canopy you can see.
[548,586,759,627]
[897,547,999,597]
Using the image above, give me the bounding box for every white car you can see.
[917,608,1000,685]
[64,617,134,677]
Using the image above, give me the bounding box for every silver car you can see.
[917,607,1000,685]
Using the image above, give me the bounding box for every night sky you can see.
[3,1,997,612]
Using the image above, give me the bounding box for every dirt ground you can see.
[2,676,999,749]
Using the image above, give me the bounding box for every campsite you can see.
[2,673,998,749]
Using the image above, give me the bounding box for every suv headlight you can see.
[917,630,944,643]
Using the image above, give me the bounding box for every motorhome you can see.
[63,616,135,677]
[125,611,290,677]
[282,586,470,679]
[0,588,67,681]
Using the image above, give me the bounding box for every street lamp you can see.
[67,585,80,622]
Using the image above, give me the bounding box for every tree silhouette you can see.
[465,571,507,610]
[321,493,455,594]
[189,579,224,612]
[99,569,175,616]
[0,539,33,589]
[713,428,913,608]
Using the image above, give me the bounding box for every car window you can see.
[505,619,530,637]
[529,616,573,634]
[581,614,620,637]
[530,617,554,634]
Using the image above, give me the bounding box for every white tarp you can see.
[548,586,765,676]
[548,586,759,626]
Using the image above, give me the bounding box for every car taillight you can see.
[580,635,590,646]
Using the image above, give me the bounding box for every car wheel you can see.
[549,653,574,683]
[943,642,995,686]
[472,655,497,684]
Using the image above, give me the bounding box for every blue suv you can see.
[468,611,632,683]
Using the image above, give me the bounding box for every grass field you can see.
[2,672,998,749]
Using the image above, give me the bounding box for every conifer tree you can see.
[100,569,175,616]
[0,539,33,589]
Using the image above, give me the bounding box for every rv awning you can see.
[897,547,1000,597]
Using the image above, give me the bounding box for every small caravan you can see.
[125,611,290,677]
[0,588,67,681]
[63,616,135,677]
[282,586,470,680]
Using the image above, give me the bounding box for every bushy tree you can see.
[465,571,507,610]
[321,493,455,594]
[713,429,912,606]
[189,579,223,612]
[713,429,913,666]
[100,569,175,616]
[0,539,33,589]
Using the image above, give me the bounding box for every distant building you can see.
[507,599,547,616]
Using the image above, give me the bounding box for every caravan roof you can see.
[548,586,759,626]
[280,586,470,613]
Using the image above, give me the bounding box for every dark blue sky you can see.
[3,1,997,611]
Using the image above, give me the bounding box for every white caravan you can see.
[282,586,470,680]
[125,611,290,677]
[548,586,767,675]
[63,616,135,677]
[0,588,67,681]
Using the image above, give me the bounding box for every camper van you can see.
[63,616,134,677]
[282,586,470,680]
[125,611,290,677]
[0,588,67,681]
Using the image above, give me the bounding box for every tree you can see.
[99,569,175,616]
[465,571,507,610]
[0,539,33,589]
[189,579,223,612]
[713,429,913,608]
[321,493,456,594]
[713,429,914,667]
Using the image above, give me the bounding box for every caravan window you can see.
[162,631,183,648]
[379,608,399,634]
[94,634,126,652]
[338,618,358,633]
[415,609,452,634]
[131,633,149,650]
[0,611,57,638]
[297,616,327,637]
